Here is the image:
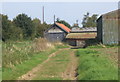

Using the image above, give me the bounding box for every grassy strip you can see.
[33,49,71,80]
[55,44,69,49]
[0,42,2,81]
[0,68,1,81]
[2,49,57,80]
[76,49,118,80]
[87,44,119,49]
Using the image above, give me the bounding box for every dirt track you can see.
[62,50,78,80]
[18,49,63,80]
[18,48,78,80]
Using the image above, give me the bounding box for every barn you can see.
[97,9,120,45]
[44,22,71,42]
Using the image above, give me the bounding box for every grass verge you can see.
[0,67,1,81]
[2,48,57,80]
[76,48,118,80]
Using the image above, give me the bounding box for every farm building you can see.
[97,9,120,45]
[44,22,71,42]
[66,28,97,47]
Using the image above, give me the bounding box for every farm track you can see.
[18,49,63,80]
[62,50,78,80]
[18,48,78,80]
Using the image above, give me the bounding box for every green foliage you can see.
[2,14,11,40]
[56,18,71,28]
[13,13,34,39]
[2,14,23,41]
[76,49,118,80]
[82,12,98,27]
[32,18,41,37]
[1,13,51,41]
[36,23,51,37]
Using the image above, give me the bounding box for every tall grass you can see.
[2,38,57,80]
[33,38,54,52]
[76,49,118,80]
[3,48,57,80]
[2,41,32,68]
[2,38,54,68]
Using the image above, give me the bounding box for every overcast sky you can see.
[1,2,118,27]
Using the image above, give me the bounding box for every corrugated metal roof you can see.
[56,22,71,33]
[66,32,97,39]
[102,9,120,16]
[97,9,120,20]
[71,27,97,33]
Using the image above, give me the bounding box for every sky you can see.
[1,2,119,27]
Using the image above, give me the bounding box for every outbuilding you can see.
[97,9,120,45]
[44,22,71,42]
[66,30,97,47]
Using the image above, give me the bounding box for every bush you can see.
[33,38,54,52]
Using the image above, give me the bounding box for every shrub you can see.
[32,38,54,52]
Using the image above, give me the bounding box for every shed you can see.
[66,32,97,47]
[97,9,120,45]
[44,22,71,42]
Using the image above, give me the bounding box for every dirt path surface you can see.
[18,49,63,80]
[18,48,78,80]
[62,50,78,80]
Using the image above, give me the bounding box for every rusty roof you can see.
[66,32,97,39]
[56,22,71,33]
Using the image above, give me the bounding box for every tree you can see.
[82,12,98,27]
[1,13,52,41]
[56,18,71,28]
[32,18,41,37]
[32,18,51,37]
[0,14,2,40]
[1,14,23,41]
[9,23,23,40]
[13,13,34,39]
[2,14,11,40]
[38,23,51,37]
[82,12,89,27]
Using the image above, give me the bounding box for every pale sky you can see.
[1,2,119,27]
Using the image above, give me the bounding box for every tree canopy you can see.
[82,12,98,28]
[13,13,34,39]
[2,14,23,41]
[32,18,51,37]
[1,14,51,41]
